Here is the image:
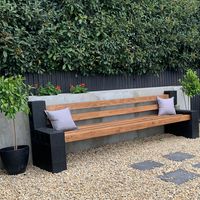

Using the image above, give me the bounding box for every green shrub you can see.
[0,0,200,75]
[179,69,200,97]
[0,75,30,118]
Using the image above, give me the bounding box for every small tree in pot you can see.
[0,75,30,175]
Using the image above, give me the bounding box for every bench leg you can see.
[29,101,67,173]
[164,110,199,139]
[32,130,67,173]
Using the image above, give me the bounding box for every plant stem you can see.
[12,118,17,150]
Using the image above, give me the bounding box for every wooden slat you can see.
[72,104,158,121]
[65,114,190,142]
[75,115,162,131]
[70,114,187,133]
[47,94,168,111]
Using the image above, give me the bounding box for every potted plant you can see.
[0,75,30,175]
[179,69,200,109]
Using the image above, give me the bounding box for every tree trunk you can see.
[12,118,17,150]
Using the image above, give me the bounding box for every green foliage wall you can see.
[0,0,200,75]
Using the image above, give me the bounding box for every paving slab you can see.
[163,152,194,162]
[130,160,163,171]
[158,169,200,185]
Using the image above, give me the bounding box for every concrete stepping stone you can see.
[158,169,200,185]
[163,152,194,162]
[130,160,163,171]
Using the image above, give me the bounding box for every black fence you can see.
[25,70,200,117]
[25,70,185,92]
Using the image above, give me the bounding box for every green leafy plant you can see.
[0,75,30,150]
[179,69,200,97]
[179,69,200,109]
[37,82,61,96]
[0,0,200,76]
[70,83,88,94]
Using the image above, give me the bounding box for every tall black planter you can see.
[0,145,29,175]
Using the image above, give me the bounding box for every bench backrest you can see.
[46,94,169,122]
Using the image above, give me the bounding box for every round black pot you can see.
[0,145,29,175]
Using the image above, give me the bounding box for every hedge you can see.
[0,0,200,75]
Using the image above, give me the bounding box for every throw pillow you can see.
[157,96,176,115]
[45,108,77,131]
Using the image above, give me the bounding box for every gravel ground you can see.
[1,134,200,200]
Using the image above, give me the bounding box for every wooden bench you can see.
[28,91,199,173]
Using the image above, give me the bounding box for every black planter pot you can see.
[0,145,29,175]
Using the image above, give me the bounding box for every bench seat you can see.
[65,114,191,142]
